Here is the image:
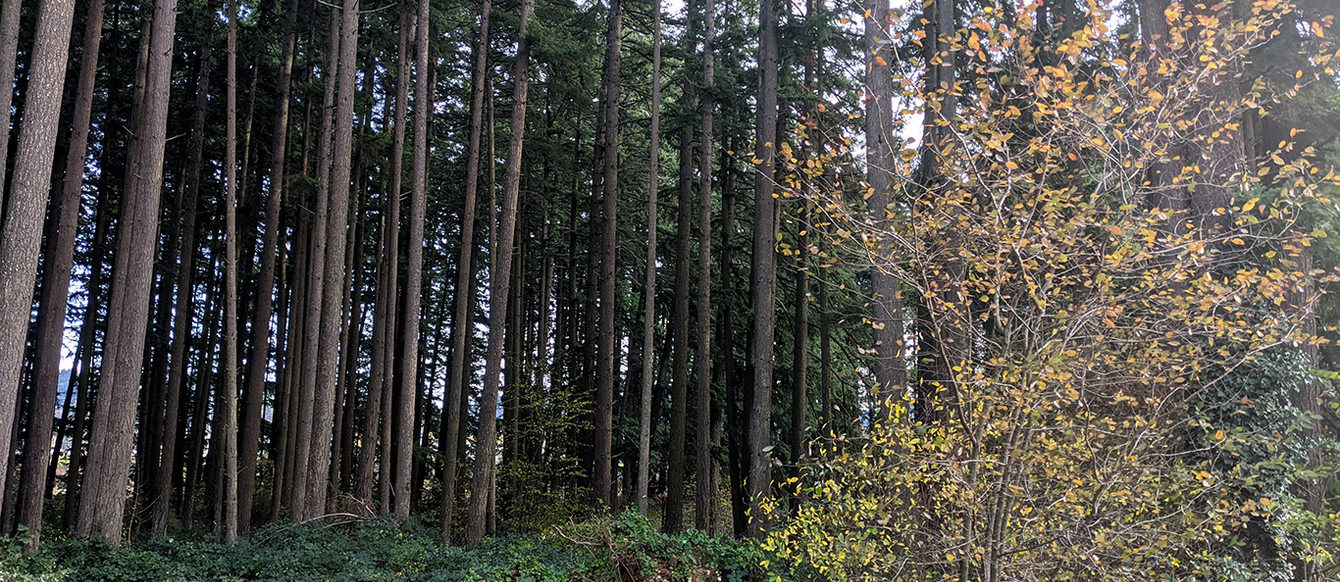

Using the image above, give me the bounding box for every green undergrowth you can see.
[0,513,810,582]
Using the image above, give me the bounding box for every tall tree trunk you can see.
[865,0,903,416]
[0,0,76,539]
[914,0,957,424]
[329,211,358,495]
[15,0,101,547]
[378,16,407,517]
[593,0,622,510]
[276,217,309,516]
[441,0,490,541]
[664,119,694,534]
[533,203,553,467]
[360,218,388,507]
[466,0,534,544]
[635,0,661,516]
[747,0,780,540]
[220,0,241,543]
[358,8,408,509]
[818,264,832,437]
[238,0,299,535]
[329,127,365,494]
[149,40,212,539]
[395,0,430,520]
[335,228,362,495]
[0,0,23,212]
[62,187,113,530]
[719,137,745,537]
[292,9,341,519]
[264,232,289,521]
[75,0,178,545]
[46,322,83,497]
[502,231,523,502]
[789,207,808,469]
[694,0,716,532]
[303,0,360,521]
[183,258,221,528]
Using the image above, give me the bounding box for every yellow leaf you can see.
[1163,5,1180,24]
[1214,429,1225,440]
[1106,225,1122,236]
[1242,197,1259,212]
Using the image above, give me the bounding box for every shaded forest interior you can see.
[0,0,1339,578]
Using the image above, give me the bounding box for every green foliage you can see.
[1188,348,1340,580]
[0,514,802,582]
[556,513,810,582]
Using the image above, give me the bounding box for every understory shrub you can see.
[0,513,803,582]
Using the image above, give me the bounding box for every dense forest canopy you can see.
[0,0,1339,578]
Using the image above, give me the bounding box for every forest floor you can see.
[0,512,802,581]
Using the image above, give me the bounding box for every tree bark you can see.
[358,8,408,509]
[149,39,213,539]
[694,0,716,532]
[467,0,534,544]
[395,0,430,519]
[0,0,77,540]
[818,264,832,437]
[276,217,309,516]
[913,0,957,424]
[0,0,23,214]
[664,119,694,533]
[303,0,360,521]
[15,0,100,547]
[441,0,490,541]
[865,0,903,416]
[790,207,808,470]
[719,137,746,536]
[62,187,113,530]
[635,0,661,516]
[747,0,780,540]
[220,0,241,542]
[594,0,622,509]
[238,0,299,535]
[330,210,361,494]
[75,0,178,545]
[292,8,342,519]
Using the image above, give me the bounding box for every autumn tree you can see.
[766,2,1340,579]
